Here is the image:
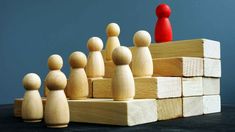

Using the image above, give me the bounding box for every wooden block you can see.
[14,98,46,117]
[204,58,221,77]
[104,61,115,78]
[88,78,103,97]
[14,98,23,117]
[157,98,182,120]
[203,77,220,95]
[93,77,181,99]
[182,77,203,96]
[183,96,203,117]
[203,95,221,114]
[153,57,203,77]
[69,99,157,126]
[150,39,220,59]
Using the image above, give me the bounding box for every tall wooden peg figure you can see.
[105,23,121,61]
[132,30,153,77]
[154,3,173,43]
[44,69,69,128]
[86,37,105,78]
[22,73,43,122]
[67,51,89,99]
[112,46,135,101]
[44,54,63,97]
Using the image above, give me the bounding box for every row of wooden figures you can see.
[21,29,153,128]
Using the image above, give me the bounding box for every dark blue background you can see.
[0,0,233,105]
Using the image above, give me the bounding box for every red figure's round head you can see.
[156,4,171,18]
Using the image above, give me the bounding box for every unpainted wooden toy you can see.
[112,46,135,101]
[22,73,43,122]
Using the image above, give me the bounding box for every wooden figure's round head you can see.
[45,71,67,90]
[22,73,41,90]
[69,51,87,68]
[47,54,63,70]
[156,4,171,18]
[87,37,103,51]
[106,23,120,37]
[133,30,151,47]
[112,46,132,65]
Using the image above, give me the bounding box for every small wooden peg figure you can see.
[154,3,173,43]
[44,54,63,97]
[86,37,105,78]
[132,30,153,77]
[105,23,121,61]
[44,70,69,128]
[67,51,89,99]
[22,73,43,122]
[112,46,135,101]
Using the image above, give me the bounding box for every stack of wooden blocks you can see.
[14,38,221,126]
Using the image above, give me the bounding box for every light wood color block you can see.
[153,57,203,77]
[203,77,220,95]
[203,95,221,114]
[204,58,221,77]
[14,98,46,117]
[101,39,220,60]
[88,78,102,97]
[157,98,182,120]
[182,77,203,97]
[69,99,157,126]
[150,39,220,59]
[183,96,203,117]
[104,61,115,78]
[93,77,181,99]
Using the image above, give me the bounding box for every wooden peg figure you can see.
[44,54,63,97]
[22,73,43,122]
[112,46,135,101]
[154,3,173,43]
[132,30,153,77]
[105,23,121,61]
[44,69,69,128]
[67,51,89,99]
[86,37,105,78]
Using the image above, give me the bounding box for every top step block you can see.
[150,39,221,59]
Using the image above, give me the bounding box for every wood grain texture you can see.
[203,77,220,95]
[153,57,203,77]
[69,99,157,126]
[157,98,182,120]
[93,77,181,99]
[150,39,220,59]
[203,95,221,114]
[204,58,221,77]
[183,96,203,117]
[182,77,203,97]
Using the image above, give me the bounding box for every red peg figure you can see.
[154,4,173,43]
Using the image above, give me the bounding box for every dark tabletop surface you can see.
[0,104,234,132]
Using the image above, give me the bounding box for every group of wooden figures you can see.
[21,23,156,128]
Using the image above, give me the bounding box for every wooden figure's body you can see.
[86,37,105,78]
[132,30,153,77]
[45,90,69,128]
[67,51,89,99]
[154,4,173,43]
[105,23,120,61]
[21,73,43,122]
[45,61,69,128]
[112,46,135,101]
[112,65,135,100]
[68,68,88,99]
